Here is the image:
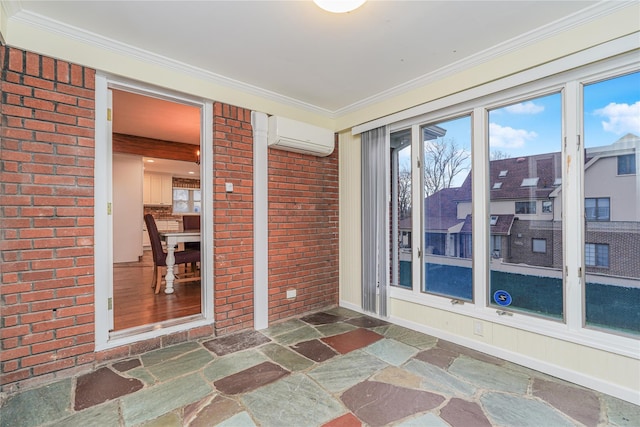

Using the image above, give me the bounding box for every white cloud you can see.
[504,101,544,114]
[489,123,537,148]
[594,101,640,135]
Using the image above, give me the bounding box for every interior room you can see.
[110,89,203,332]
[0,1,638,426]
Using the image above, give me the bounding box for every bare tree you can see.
[423,138,470,196]
[397,165,411,219]
[490,150,510,160]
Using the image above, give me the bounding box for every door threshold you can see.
[109,314,205,341]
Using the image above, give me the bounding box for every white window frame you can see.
[385,44,639,359]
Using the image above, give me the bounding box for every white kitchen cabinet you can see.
[143,173,173,205]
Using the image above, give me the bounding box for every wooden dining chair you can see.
[144,214,200,294]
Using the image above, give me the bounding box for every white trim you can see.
[201,101,215,323]
[353,34,640,135]
[94,73,110,347]
[252,111,269,330]
[94,74,215,351]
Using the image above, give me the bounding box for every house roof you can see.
[423,187,465,233]
[460,214,515,235]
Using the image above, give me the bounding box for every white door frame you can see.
[94,73,214,351]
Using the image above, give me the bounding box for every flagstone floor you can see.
[2,307,639,427]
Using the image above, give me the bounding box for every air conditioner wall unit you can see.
[267,116,335,157]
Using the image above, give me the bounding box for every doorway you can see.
[94,74,214,349]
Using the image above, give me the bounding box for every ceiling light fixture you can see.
[195,150,200,165]
[313,0,366,13]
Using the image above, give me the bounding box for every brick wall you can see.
[212,103,255,335]
[0,45,341,391]
[268,140,339,321]
[0,46,96,388]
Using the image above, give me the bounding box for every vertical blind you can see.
[361,126,389,317]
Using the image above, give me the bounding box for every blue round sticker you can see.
[493,290,512,306]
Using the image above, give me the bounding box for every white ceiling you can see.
[6,0,608,147]
[10,1,601,112]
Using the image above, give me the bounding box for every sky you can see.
[398,70,640,187]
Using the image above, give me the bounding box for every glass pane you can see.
[391,129,412,289]
[422,116,472,300]
[583,71,640,336]
[489,93,563,319]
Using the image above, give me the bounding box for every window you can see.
[489,92,562,320]
[499,170,508,177]
[492,182,503,189]
[542,201,553,213]
[391,129,412,289]
[617,154,636,175]
[490,215,499,226]
[422,115,472,301]
[173,188,201,214]
[585,198,610,221]
[583,71,639,335]
[585,243,609,267]
[532,238,547,253]
[515,201,536,214]
[491,235,502,258]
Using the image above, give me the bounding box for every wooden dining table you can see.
[159,231,201,294]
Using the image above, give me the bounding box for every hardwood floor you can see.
[112,250,201,331]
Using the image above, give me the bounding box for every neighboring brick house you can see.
[0,45,339,391]
[406,134,639,279]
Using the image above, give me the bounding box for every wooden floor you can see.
[112,250,201,331]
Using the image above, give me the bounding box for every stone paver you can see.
[203,349,268,382]
[213,361,289,395]
[121,373,212,426]
[1,378,72,427]
[202,330,270,356]
[364,338,417,366]
[291,339,338,362]
[259,343,315,371]
[449,357,529,394]
[341,380,445,427]
[440,397,492,427]
[321,328,383,354]
[375,324,438,349]
[74,367,143,410]
[270,324,323,345]
[308,349,388,393]
[146,348,213,381]
[396,413,449,427]
[300,311,345,325]
[1,307,636,427]
[140,342,201,367]
[404,359,477,397]
[242,374,344,427]
[185,395,244,427]
[481,392,575,427]
[56,401,121,427]
[532,377,601,427]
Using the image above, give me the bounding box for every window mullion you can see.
[472,107,488,308]
[563,81,583,331]
[411,124,422,296]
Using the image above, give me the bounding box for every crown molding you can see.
[9,8,334,117]
[334,1,635,117]
[7,1,633,119]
